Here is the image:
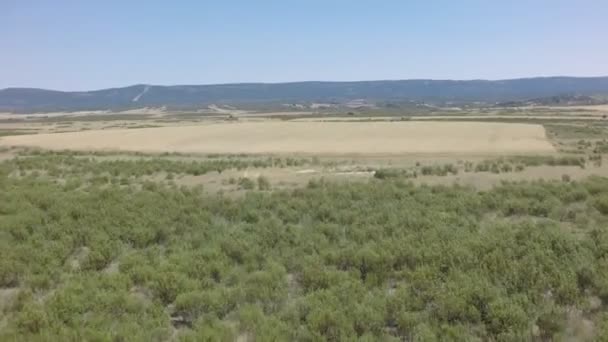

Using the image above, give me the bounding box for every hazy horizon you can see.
[3,75,608,93]
[2,0,607,91]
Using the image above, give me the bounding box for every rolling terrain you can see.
[2,76,608,112]
[2,77,608,341]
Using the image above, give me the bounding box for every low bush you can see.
[257,176,271,190]
[420,164,458,176]
[593,195,608,215]
[374,168,405,179]
[2,154,608,340]
[238,177,255,190]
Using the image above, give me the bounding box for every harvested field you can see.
[0,121,555,155]
[294,115,608,122]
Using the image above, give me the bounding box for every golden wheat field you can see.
[0,121,555,155]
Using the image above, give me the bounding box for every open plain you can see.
[2,107,608,341]
[0,121,555,155]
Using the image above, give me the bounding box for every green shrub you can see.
[464,161,474,172]
[594,195,608,215]
[421,166,434,176]
[238,177,255,190]
[0,259,20,287]
[419,164,457,177]
[374,169,397,179]
[3,153,608,341]
[175,291,210,322]
[257,176,271,190]
[182,317,235,341]
[475,163,490,172]
[151,271,193,305]
[15,304,48,334]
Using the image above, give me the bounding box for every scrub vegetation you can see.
[2,154,608,341]
[8,149,319,179]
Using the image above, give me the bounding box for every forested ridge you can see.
[2,156,608,340]
[3,76,608,112]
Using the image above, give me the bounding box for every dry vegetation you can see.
[0,121,555,155]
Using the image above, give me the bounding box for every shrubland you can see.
[473,155,586,174]
[2,154,608,340]
[6,150,324,181]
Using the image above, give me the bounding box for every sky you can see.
[1,0,607,90]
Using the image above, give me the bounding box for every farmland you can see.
[2,109,608,341]
[0,121,555,155]
[4,0,608,338]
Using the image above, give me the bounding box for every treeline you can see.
[7,151,321,179]
[375,155,589,180]
[2,158,608,340]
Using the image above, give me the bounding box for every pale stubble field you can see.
[0,121,555,155]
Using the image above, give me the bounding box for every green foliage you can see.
[179,317,235,341]
[0,256,21,287]
[375,163,458,179]
[594,140,608,153]
[374,168,402,179]
[593,195,608,215]
[151,271,195,305]
[7,150,320,182]
[420,164,458,176]
[2,154,608,340]
[507,155,586,168]
[257,176,271,190]
[238,177,255,190]
[15,304,48,334]
[374,168,414,179]
[175,288,239,321]
[475,155,587,174]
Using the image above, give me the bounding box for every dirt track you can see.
[0,121,555,155]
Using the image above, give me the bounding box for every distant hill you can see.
[497,94,606,107]
[2,76,608,113]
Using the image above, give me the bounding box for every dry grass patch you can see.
[0,121,555,155]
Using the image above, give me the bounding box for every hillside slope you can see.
[2,76,608,112]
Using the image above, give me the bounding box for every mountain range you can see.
[2,76,608,112]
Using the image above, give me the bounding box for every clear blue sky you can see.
[2,0,607,90]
